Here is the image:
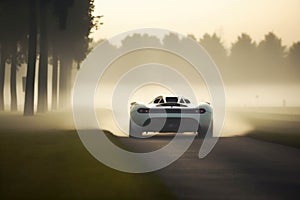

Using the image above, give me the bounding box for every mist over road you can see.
[118,136,300,200]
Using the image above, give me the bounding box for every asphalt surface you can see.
[118,135,300,200]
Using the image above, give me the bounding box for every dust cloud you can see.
[95,83,254,137]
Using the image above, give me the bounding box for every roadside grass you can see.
[246,131,300,149]
[233,107,300,149]
[0,129,175,200]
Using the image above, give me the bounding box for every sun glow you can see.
[92,0,300,47]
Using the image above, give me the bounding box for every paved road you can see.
[118,136,300,200]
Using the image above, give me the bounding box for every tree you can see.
[287,41,300,82]
[0,41,7,111]
[24,0,38,116]
[257,32,286,82]
[50,0,97,109]
[162,32,181,49]
[47,0,71,110]
[199,33,227,68]
[230,33,256,60]
[37,0,51,113]
[0,0,10,111]
[51,47,59,109]
[187,34,197,41]
[0,0,28,111]
[9,42,18,111]
[9,2,28,111]
[121,33,161,50]
[229,33,257,83]
[0,0,98,114]
[288,42,300,67]
[258,32,285,60]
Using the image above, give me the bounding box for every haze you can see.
[0,0,299,137]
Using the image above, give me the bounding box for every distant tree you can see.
[288,41,300,67]
[229,33,257,83]
[257,32,286,82]
[51,48,59,109]
[162,32,181,49]
[287,41,300,82]
[199,33,227,68]
[121,33,161,50]
[187,34,197,41]
[258,32,285,60]
[230,33,256,60]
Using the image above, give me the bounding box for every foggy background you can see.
[0,0,299,138]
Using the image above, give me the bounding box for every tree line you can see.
[0,0,100,115]
[117,32,300,85]
[1,1,299,116]
[190,32,300,85]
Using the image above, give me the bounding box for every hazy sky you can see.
[92,0,300,47]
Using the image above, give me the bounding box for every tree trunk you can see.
[37,1,48,113]
[0,42,7,111]
[24,0,37,116]
[10,42,18,111]
[51,48,58,110]
[59,56,72,109]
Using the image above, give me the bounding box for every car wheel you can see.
[197,121,213,138]
[129,120,143,138]
[197,126,205,138]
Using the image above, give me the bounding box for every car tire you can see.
[129,120,143,138]
[197,120,213,138]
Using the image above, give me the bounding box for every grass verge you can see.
[0,129,175,200]
[246,131,300,149]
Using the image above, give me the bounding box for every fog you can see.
[90,47,299,137]
[1,35,299,140]
[1,43,299,139]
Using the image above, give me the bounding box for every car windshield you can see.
[166,97,178,103]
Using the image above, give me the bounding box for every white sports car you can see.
[129,95,213,138]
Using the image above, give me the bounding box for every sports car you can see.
[129,95,213,138]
